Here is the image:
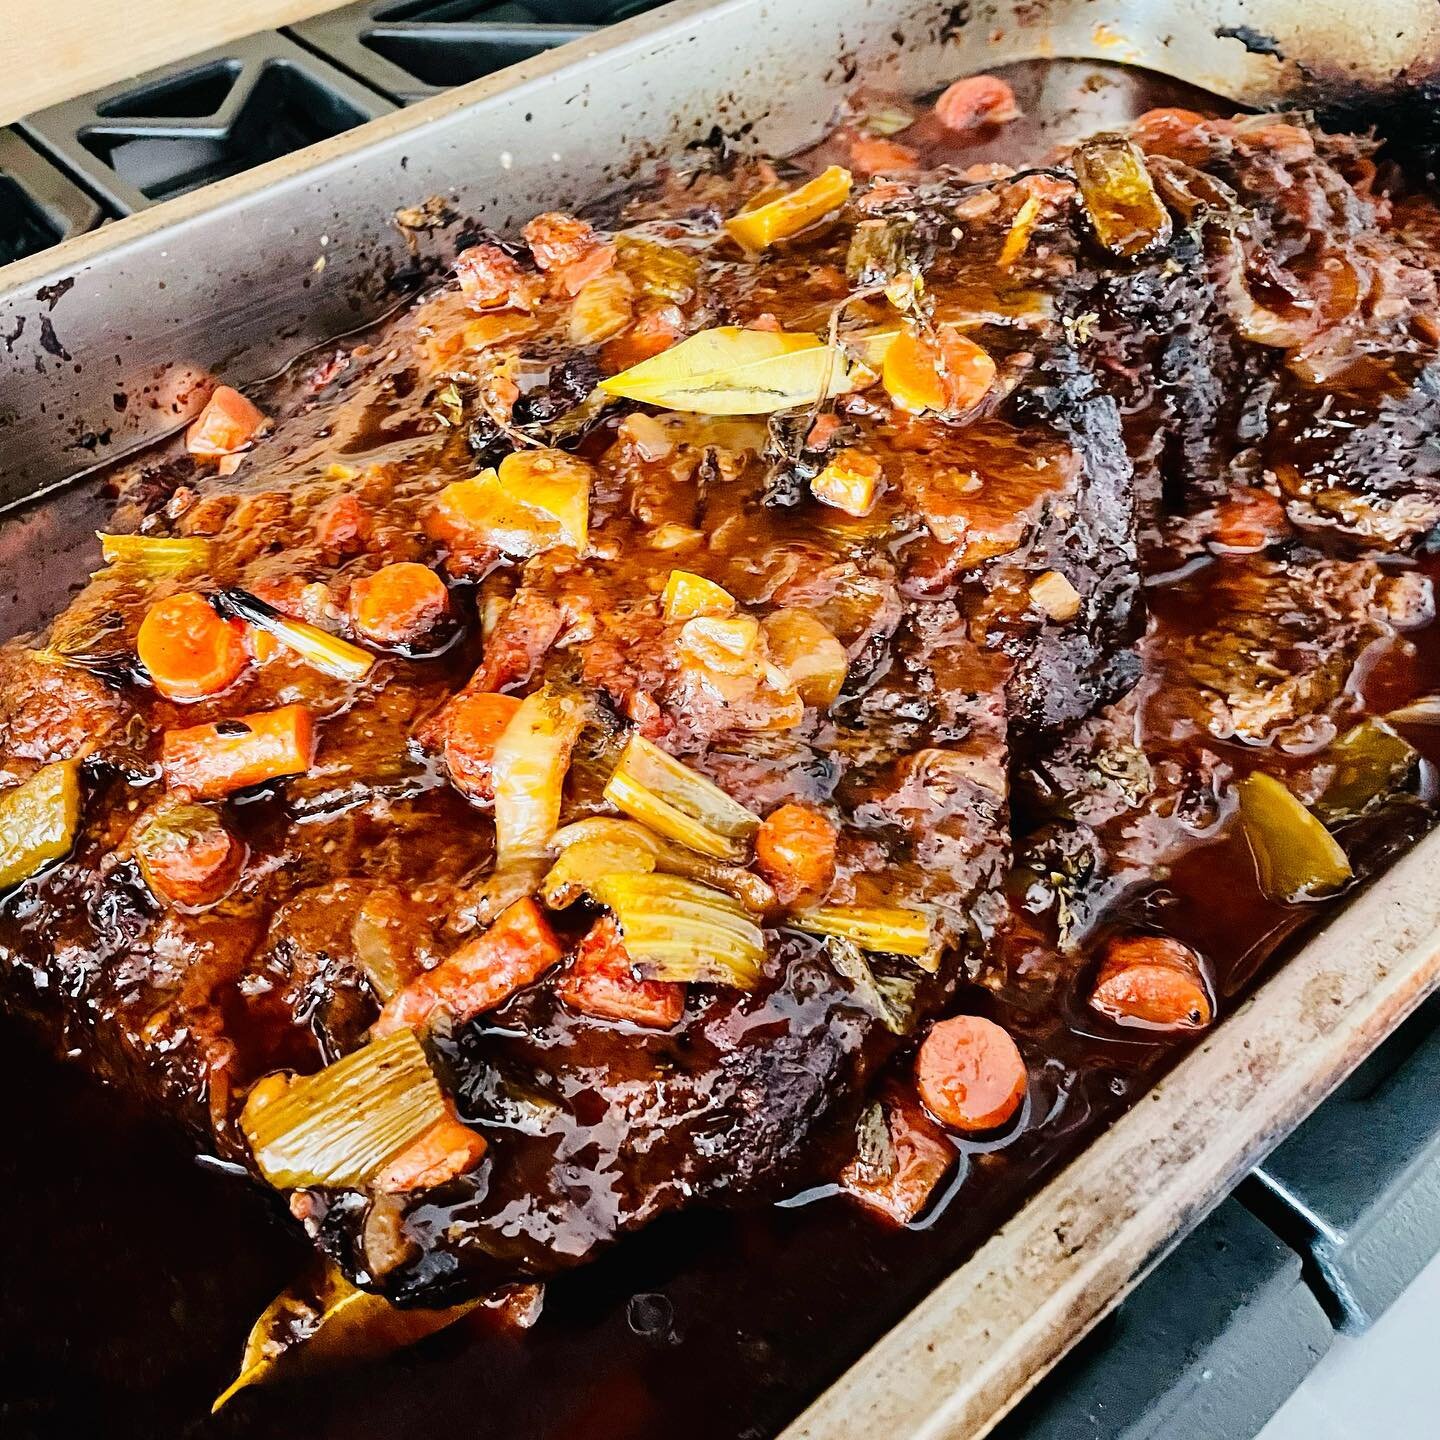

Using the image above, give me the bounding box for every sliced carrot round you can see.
[348,563,451,647]
[131,801,245,909]
[755,802,838,907]
[440,690,523,801]
[137,591,250,701]
[1089,935,1213,1031]
[883,325,996,416]
[934,74,1021,134]
[916,1014,1028,1133]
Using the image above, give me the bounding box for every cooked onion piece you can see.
[724,166,853,251]
[762,608,848,709]
[661,569,736,622]
[1072,134,1173,258]
[492,685,586,864]
[97,531,213,576]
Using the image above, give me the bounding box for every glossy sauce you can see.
[3,59,1440,1440]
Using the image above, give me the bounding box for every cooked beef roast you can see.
[2,90,1439,1352]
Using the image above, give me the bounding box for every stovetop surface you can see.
[2,1,662,256]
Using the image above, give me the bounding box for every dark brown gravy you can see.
[3,59,1439,1440]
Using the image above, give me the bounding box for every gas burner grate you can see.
[18,33,394,217]
[0,129,105,265]
[289,0,665,105]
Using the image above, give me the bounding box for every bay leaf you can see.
[213,1258,479,1411]
[599,326,875,415]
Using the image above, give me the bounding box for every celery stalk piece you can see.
[216,587,375,682]
[0,759,82,890]
[97,531,213,575]
[541,835,658,908]
[549,816,775,912]
[240,1028,450,1190]
[602,733,760,861]
[591,873,767,988]
[792,904,938,965]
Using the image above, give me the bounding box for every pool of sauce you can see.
[2,59,1439,1440]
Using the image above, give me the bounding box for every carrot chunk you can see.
[522,213,616,296]
[934,74,1021,134]
[437,690,523,802]
[373,897,563,1036]
[557,245,620,299]
[1210,489,1290,552]
[313,493,375,554]
[1089,934,1214,1031]
[371,1112,489,1192]
[848,133,920,177]
[162,705,316,799]
[454,242,541,312]
[137,591,250,702]
[348,563,450,648]
[601,319,683,371]
[556,916,685,1029]
[754,803,838,907]
[916,1015,1028,1133]
[186,385,267,459]
[839,1091,955,1225]
[882,324,996,416]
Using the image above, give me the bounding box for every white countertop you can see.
[1260,1249,1440,1440]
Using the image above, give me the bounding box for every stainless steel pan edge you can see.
[2,3,1440,1438]
[787,834,1440,1440]
[3,0,1439,509]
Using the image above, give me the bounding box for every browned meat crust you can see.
[2,100,1439,1316]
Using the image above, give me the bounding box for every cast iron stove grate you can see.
[0,129,105,265]
[18,32,396,217]
[289,0,666,105]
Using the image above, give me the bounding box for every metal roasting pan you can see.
[4,2,1440,1436]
